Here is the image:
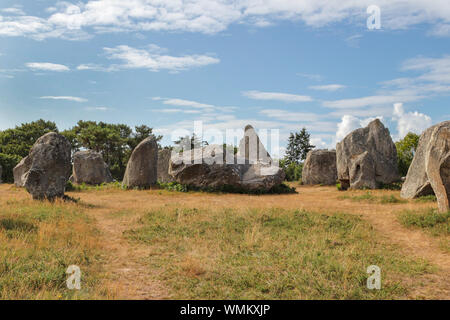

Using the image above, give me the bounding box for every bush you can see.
[0,153,22,183]
[280,160,303,182]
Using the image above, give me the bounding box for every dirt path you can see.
[87,205,169,300]
[351,204,450,298]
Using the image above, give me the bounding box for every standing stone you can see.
[122,137,158,188]
[157,149,175,183]
[336,119,400,190]
[401,121,450,212]
[302,149,337,185]
[400,125,438,199]
[13,156,32,187]
[71,150,113,185]
[238,125,272,165]
[23,132,72,200]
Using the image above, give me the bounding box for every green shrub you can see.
[280,160,303,181]
[157,181,189,192]
[0,153,22,183]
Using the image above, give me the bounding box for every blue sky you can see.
[1,1,450,152]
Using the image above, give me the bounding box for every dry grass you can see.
[0,186,111,299]
[0,183,449,299]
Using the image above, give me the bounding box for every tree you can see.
[284,128,315,165]
[0,119,58,158]
[0,119,58,182]
[396,132,420,176]
[62,121,161,180]
[174,133,208,151]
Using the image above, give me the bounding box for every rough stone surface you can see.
[169,127,284,192]
[238,125,272,165]
[157,149,175,183]
[302,149,337,185]
[23,132,72,200]
[401,121,450,212]
[13,156,32,187]
[122,137,158,188]
[400,125,438,199]
[336,119,400,190]
[71,150,113,185]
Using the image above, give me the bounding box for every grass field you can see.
[0,183,449,299]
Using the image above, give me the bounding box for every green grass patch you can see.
[399,209,450,237]
[66,181,124,192]
[125,207,433,299]
[414,195,437,203]
[339,192,406,204]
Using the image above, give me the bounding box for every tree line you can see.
[0,119,161,183]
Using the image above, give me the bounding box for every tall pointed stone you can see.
[122,137,158,189]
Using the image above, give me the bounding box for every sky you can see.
[1,0,450,153]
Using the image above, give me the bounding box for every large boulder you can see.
[71,150,113,185]
[13,156,32,187]
[401,121,450,212]
[122,137,158,188]
[22,132,72,200]
[302,149,337,185]
[157,149,175,183]
[169,126,284,192]
[336,119,400,189]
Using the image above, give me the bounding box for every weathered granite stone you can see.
[336,119,400,189]
[13,156,32,187]
[302,149,337,185]
[71,150,113,185]
[157,149,175,183]
[401,121,450,213]
[122,137,158,188]
[23,132,72,200]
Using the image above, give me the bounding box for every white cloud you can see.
[3,1,450,40]
[101,45,219,72]
[297,73,323,81]
[259,109,321,122]
[309,84,346,91]
[401,55,450,84]
[85,106,109,111]
[392,103,432,139]
[323,94,422,109]
[1,8,25,15]
[161,98,215,109]
[25,62,70,72]
[336,115,383,141]
[243,90,313,103]
[156,108,202,114]
[345,34,362,48]
[40,96,87,102]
